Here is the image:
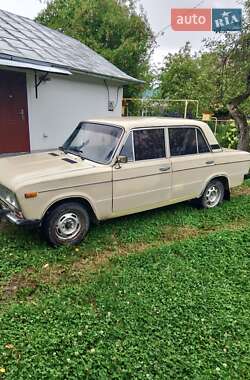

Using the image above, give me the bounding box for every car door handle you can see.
[159,166,171,172]
[206,161,215,165]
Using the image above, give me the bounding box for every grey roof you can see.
[0,9,141,84]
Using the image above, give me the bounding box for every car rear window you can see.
[169,128,197,156]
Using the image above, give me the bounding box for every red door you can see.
[0,70,30,153]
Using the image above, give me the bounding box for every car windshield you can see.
[63,122,123,164]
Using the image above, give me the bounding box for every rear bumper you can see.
[0,204,40,227]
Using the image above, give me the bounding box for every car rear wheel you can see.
[199,180,225,209]
[42,202,90,246]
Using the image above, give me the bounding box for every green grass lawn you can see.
[0,181,250,379]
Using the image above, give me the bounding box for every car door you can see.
[112,127,172,215]
[168,126,216,200]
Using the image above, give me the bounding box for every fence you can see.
[122,98,237,137]
[122,98,199,119]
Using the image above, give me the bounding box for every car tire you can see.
[42,202,90,246]
[198,179,225,209]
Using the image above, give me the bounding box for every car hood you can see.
[0,151,97,190]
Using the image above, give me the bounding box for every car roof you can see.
[86,117,207,131]
[85,117,219,146]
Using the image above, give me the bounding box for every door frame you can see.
[0,69,30,154]
[112,126,172,215]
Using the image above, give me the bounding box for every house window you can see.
[169,128,197,156]
[133,129,166,161]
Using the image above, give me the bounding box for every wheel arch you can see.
[200,175,230,201]
[42,196,99,224]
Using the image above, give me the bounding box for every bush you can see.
[214,122,238,149]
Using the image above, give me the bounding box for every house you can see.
[0,9,141,154]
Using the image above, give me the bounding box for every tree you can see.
[36,0,155,97]
[204,3,250,151]
[158,5,250,152]
[157,42,220,116]
[158,43,199,100]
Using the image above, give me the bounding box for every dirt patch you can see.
[22,224,236,285]
[232,186,250,197]
[37,264,67,286]
[160,225,199,242]
[1,221,249,302]
[221,220,249,231]
[0,225,199,299]
[60,221,248,285]
[1,268,38,300]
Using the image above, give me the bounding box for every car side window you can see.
[120,133,134,161]
[133,129,166,161]
[197,129,210,153]
[169,128,197,156]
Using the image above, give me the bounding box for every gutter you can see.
[70,68,144,85]
[0,54,144,85]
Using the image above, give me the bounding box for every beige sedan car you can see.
[0,117,249,246]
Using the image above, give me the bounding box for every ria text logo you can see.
[171,8,242,32]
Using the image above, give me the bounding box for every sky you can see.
[0,0,242,66]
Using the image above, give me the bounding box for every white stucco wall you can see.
[26,71,123,151]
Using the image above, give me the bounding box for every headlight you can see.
[0,185,20,210]
[5,192,19,209]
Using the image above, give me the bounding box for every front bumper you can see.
[0,201,40,227]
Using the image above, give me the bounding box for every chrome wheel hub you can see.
[55,212,81,240]
[205,185,221,207]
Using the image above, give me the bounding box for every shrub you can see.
[214,122,238,149]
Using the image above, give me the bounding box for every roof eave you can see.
[0,54,144,85]
[70,68,144,85]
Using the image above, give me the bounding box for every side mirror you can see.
[117,155,128,164]
[115,155,128,169]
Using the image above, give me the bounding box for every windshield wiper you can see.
[71,151,85,160]
[71,148,88,160]
[59,146,68,154]
[59,146,86,160]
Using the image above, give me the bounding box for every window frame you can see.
[119,131,135,162]
[196,128,211,154]
[166,126,212,158]
[63,121,125,165]
[119,127,169,163]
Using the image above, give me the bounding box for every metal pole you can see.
[195,101,199,118]
[141,99,144,116]
[213,117,218,135]
[184,100,188,118]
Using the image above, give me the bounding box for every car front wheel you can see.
[42,202,90,246]
[199,180,225,209]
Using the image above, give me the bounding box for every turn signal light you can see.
[25,192,38,199]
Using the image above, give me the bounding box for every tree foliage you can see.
[205,7,250,151]
[158,43,199,100]
[158,42,221,113]
[36,0,155,97]
[158,2,250,151]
